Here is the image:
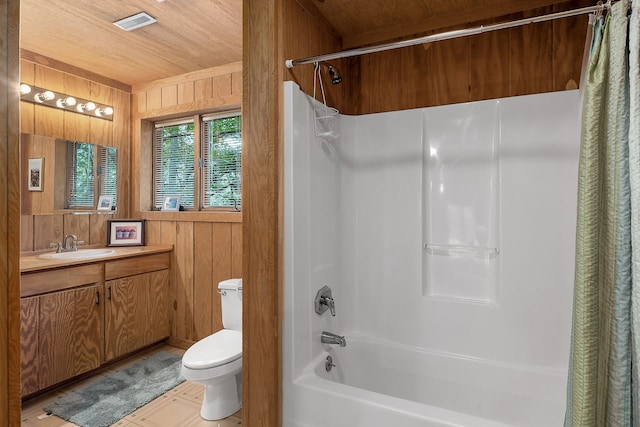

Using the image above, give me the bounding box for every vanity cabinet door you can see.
[104,269,169,362]
[38,284,102,390]
[20,296,39,396]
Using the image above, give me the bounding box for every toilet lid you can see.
[183,329,242,370]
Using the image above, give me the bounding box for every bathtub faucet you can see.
[321,331,346,347]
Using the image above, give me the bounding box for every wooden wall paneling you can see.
[195,78,214,102]
[283,0,312,94]
[552,13,589,91]
[213,74,233,99]
[178,81,195,105]
[174,221,195,341]
[89,212,109,246]
[231,222,243,278]
[32,214,63,251]
[112,89,131,218]
[161,85,178,108]
[431,36,470,106]
[244,0,283,424]
[470,30,510,102]
[211,223,232,334]
[509,8,554,96]
[232,71,242,96]
[159,221,180,338]
[62,73,91,143]
[63,213,90,245]
[193,222,214,340]
[144,220,163,245]
[147,88,162,111]
[20,296,39,396]
[398,45,433,111]
[366,50,406,113]
[20,215,34,252]
[89,83,113,146]
[135,92,147,115]
[34,66,64,138]
[20,59,35,134]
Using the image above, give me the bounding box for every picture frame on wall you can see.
[97,195,114,211]
[28,157,43,191]
[162,195,181,211]
[107,219,145,246]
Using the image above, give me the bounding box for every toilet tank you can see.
[219,278,242,331]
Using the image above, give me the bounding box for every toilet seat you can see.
[183,329,242,370]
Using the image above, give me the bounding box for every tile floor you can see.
[21,345,242,427]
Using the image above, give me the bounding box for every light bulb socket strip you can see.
[19,84,114,121]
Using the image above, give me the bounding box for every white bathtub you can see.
[285,335,567,427]
[283,81,576,427]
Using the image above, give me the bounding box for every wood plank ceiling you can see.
[20,0,585,87]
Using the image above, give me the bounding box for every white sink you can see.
[39,248,116,260]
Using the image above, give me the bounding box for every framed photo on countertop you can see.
[107,219,145,246]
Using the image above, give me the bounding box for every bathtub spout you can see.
[321,331,346,347]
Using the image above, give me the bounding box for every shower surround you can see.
[283,81,579,426]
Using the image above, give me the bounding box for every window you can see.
[63,141,118,210]
[66,141,95,209]
[152,111,241,211]
[202,114,242,209]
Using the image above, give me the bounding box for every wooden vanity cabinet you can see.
[104,253,170,362]
[20,250,171,397]
[20,264,103,396]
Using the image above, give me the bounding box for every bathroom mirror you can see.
[21,134,118,213]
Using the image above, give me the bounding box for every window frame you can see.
[151,110,241,212]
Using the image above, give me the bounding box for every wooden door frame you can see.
[1,0,23,425]
[242,0,284,425]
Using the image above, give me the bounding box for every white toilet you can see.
[181,278,242,420]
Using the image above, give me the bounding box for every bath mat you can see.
[44,350,185,427]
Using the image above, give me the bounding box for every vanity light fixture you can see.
[19,84,113,121]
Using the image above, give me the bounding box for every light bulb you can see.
[56,96,76,108]
[95,106,114,117]
[34,91,55,103]
[77,102,96,112]
[20,84,32,95]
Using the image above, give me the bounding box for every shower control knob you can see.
[314,285,336,316]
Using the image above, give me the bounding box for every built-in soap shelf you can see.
[423,244,499,259]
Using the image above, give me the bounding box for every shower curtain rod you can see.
[285,2,611,68]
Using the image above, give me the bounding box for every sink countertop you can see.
[20,244,174,273]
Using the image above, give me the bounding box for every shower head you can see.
[318,61,343,84]
[328,65,342,84]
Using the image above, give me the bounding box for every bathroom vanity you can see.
[19,245,173,397]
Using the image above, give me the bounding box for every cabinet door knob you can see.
[108,286,112,300]
[96,291,100,305]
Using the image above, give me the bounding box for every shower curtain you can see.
[565,0,640,426]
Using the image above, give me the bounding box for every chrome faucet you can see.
[63,234,79,251]
[321,331,346,347]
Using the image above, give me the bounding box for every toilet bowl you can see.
[181,278,242,420]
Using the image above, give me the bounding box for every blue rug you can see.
[44,351,185,427]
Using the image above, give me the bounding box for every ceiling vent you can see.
[113,12,157,31]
